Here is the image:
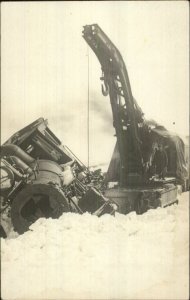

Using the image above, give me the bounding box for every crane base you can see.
[104,183,178,215]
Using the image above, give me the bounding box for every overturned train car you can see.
[0,118,117,236]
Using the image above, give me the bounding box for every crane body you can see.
[83,24,187,214]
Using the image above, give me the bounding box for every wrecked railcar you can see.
[0,118,117,236]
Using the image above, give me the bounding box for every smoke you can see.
[43,92,116,166]
[89,91,114,134]
[90,98,112,123]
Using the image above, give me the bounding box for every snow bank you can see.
[1,192,189,300]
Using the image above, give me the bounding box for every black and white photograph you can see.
[1,1,189,299]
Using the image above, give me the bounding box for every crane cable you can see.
[87,46,90,168]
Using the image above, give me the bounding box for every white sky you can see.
[1,1,189,166]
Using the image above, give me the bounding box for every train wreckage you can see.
[0,24,188,237]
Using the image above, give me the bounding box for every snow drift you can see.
[1,192,189,300]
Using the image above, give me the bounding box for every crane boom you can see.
[83,24,145,186]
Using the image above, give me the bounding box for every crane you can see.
[83,24,186,213]
[83,24,151,186]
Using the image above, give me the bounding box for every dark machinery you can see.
[0,118,117,235]
[83,24,188,214]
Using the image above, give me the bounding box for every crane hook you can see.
[101,81,109,96]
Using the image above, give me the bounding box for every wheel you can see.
[11,183,70,234]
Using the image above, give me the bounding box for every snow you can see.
[1,192,189,300]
